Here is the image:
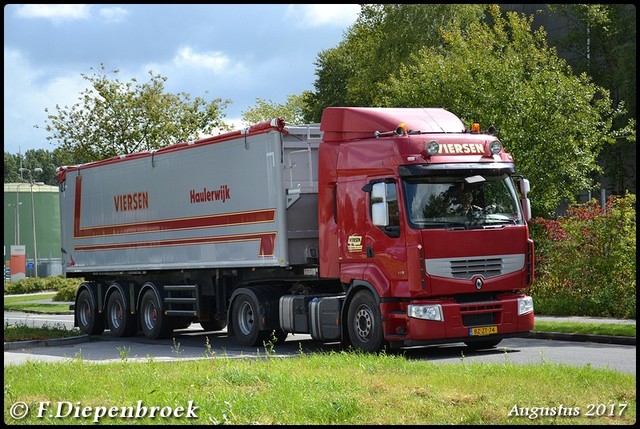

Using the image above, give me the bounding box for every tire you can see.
[464,339,502,349]
[106,289,137,337]
[140,289,173,340]
[76,288,105,335]
[347,290,385,353]
[231,293,268,347]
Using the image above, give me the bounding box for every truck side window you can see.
[370,181,400,237]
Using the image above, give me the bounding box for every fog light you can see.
[408,304,444,321]
[518,296,534,315]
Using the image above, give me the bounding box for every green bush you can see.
[53,279,82,302]
[529,192,636,318]
[4,276,82,299]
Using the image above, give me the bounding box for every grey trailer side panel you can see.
[60,131,293,274]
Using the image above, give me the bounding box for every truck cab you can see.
[317,107,534,351]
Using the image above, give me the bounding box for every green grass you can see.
[534,321,636,337]
[3,351,635,424]
[4,292,72,314]
[4,321,82,342]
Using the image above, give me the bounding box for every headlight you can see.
[518,296,534,315]
[408,304,443,321]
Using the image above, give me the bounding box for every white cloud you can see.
[14,4,92,21]
[4,48,88,154]
[98,7,129,23]
[286,4,360,28]
[173,47,232,73]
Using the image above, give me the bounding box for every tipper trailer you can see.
[58,107,534,352]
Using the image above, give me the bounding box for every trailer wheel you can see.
[231,294,267,347]
[76,288,105,335]
[347,290,385,353]
[464,339,502,350]
[106,289,137,337]
[140,289,173,340]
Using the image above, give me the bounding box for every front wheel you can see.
[347,290,385,353]
[76,288,105,335]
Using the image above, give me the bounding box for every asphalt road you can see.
[4,311,636,375]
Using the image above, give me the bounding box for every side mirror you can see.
[372,202,389,226]
[518,178,530,197]
[371,182,389,226]
[371,182,387,202]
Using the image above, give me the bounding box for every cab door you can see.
[364,179,408,295]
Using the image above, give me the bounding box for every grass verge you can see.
[4,321,81,342]
[534,321,636,337]
[3,350,636,424]
[4,292,72,314]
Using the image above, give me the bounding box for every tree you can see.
[3,149,62,185]
[304,4,487,122]
[37,63,232,164]
[304,4,632,217]
[545,4,636,196]
[376,6,629,217]
[241,93,309,126]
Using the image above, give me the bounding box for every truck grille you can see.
[451,258,501,279]
[425,254,525,280]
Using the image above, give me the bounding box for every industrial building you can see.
[4,183,62,280]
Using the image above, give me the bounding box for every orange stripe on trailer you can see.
[74,232,277,257]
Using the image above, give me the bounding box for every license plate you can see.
[469,326,498,336]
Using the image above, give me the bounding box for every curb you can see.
[4,335,91,351]
[530,331,636,346]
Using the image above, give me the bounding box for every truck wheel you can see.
[464,339,502,350]
[231,294,267,347]
[140,289,173,340]
[76,288,105,335]
[106,289,137,337]
[347,290,385,353]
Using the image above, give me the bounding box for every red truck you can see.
[57,107,534,352]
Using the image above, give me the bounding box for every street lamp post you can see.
[18,167,43,277]
[7,202,22,245]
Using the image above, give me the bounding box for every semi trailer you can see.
[58,107,534,352]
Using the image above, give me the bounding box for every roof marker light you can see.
[489,140,502,155]
[471,123,481,133]
[426,140,439,156]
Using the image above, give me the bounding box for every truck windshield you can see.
[402,174,524,229]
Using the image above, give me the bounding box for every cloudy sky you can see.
[4,4,360,155]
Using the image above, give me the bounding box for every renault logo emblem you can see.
[475,278,483,290]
